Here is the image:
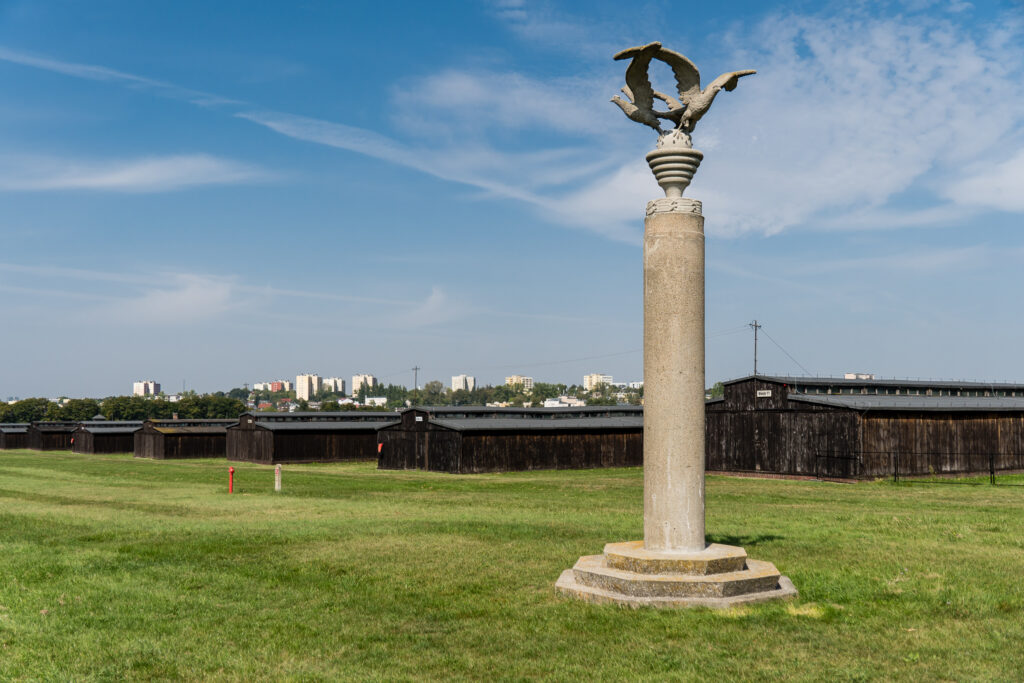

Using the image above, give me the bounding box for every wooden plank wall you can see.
[134,430,159,459]
[162,434,227,459]
[226,427,273,464]
[705,410,860,477]
[377,426,461,472]
[71,430,94,454]
[0,432,28,449]
[457,431,642,474]
[73,432,135,454]
[377,430,418,470]
[28,428,74,451]
[267,431,381,464]
[378,424,642,474]
[864,413,1024,475]
[136,431,227,459]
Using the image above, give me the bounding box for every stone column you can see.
[643,198,706,552]
[555,114,795,608]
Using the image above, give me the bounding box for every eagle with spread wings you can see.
[611,42,755,136]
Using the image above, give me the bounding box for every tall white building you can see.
[505,375,534,393]
[323,377,346,394]
[583,373,614,391]
[295,373,323,401]
[451,374,476,392]
[352,373,378,395]
[132,380,161,397]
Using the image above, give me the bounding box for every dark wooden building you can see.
[135,419,238,459]
[0,423,29,450]
[71,421,144,454]
[707,376,1024,478]
[227,412,400,465]
[378,406,644,473]
[27,421,80,451]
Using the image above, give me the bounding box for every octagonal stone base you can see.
[556,541,797,609]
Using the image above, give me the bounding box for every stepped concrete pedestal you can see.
[556,542,797,609]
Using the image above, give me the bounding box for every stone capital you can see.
[645,197,702,217]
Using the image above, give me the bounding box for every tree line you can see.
[316,381,642,409]
[0,395,246,423]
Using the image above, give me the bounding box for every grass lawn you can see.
[1,450,1022,681]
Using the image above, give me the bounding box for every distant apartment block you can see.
[451,374,476,392]
[295,374,323,401]
[505,375,534,392]
[323,377,346,394]
[583,374,614,391]
[364,396,387,407]
[628,381,644,389]
[543,395,586,408]
[256,380,292,392]
[133,380,161,397]
[352,374,378,395]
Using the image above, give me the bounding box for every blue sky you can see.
[1,0,1022,398]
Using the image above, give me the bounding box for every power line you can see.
[759,326,813,376]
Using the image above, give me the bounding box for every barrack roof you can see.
[405,405,642,418]
[726,374,1024,391]
[255,421,400,432]
[430,416,644,432]
[789,394,1024,412]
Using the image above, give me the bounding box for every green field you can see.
[1,451,1022,681]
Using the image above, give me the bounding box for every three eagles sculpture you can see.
[611,42,755,140]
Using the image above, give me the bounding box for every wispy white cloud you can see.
[394,286,467,328]
[485,0,616,58]
[393,69,610,137]
[0,262,476,329]
[792,244,996,274]
[0,154,272,192]
[949,148,1024,212]
[234,110,543,203]
[0,46,238,107]
[0,266,239,324]
[685,10,1024,235]
[4,5,1021,239]
[108,274,237,324]
[0,262,152,283]
[234,109,637,240]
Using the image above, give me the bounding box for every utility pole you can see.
[412,366,421,390]
[749,320,762,376]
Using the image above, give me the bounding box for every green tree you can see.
[530,382,563,403]
[0,398,52,423]
[60,399,102,421]
[422,380,446,405]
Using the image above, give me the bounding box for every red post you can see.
[228,466,235,494]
